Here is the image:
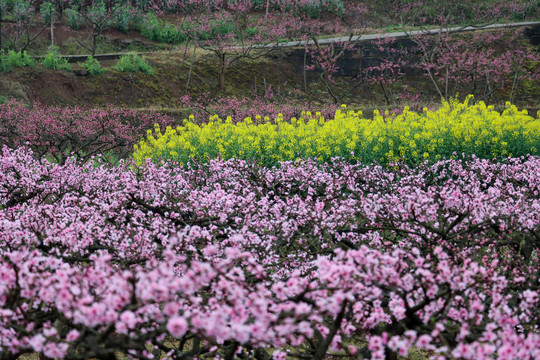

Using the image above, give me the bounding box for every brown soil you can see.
[2,48,312,108]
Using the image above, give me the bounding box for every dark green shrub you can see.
[42,46,71,71]
[113,4,135,33]
[0,50,35,72]
[83,56,106,75]
[65,7,81,30]
[116,53,153,74]
[39,1,56,24]
[140,14,187,44]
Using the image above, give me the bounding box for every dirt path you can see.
[265,21,540,48]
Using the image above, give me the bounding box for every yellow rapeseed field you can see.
[134,96,540,166]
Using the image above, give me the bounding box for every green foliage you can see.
[83,56,106,75]
[207,19,236,37]
[140,13,188,44]
[11,0,32,23]
[398,0,535,24]
[39,1,56,24]
[249,0,266,9]
[130,12,146,32]
[304,1,322,18]
[113,4,135,33]
[277,0,345,18]
[42,46,71,71]
[86,1,109,26]
[245,26,261,38]
[326,0,345,15]
[513,0,538,20]
[138,13,254,44]
[64,7,81,30]
[116,53,153,74]
[0,50,35,72]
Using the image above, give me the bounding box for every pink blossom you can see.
[167,316,188,338]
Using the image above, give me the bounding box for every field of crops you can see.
[135,98,540,166]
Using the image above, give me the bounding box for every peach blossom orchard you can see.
[1,147,540,359]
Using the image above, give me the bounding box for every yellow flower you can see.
[133,97,540,166]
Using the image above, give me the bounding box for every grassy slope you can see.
[2,37,539,117]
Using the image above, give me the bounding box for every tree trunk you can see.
[219,69,226,90]
[219,53,226,90]
[303,43,308,92]
[185,45,196,94]
[380,81,390,105]
[0,6,3,59]
[34,0,44,11]
[0,7,3,56]
[106,0,114,12]
[50,6,54,68]
[92,33,97,56]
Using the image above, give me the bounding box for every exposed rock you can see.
[73,69,89,76]
[525,25,540,45]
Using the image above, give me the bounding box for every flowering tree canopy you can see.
[0,147,539,359]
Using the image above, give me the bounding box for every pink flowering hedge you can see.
[0,101,175,164]
[0,147,539,359]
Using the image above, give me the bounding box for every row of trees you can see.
[1,146,540,359]
[0,0,142,56]
[0,0,367,88]
[309,28,539,107]
[299,0,538,104]
[0,0,355,85]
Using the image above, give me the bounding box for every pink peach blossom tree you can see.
[0,147,539,359]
